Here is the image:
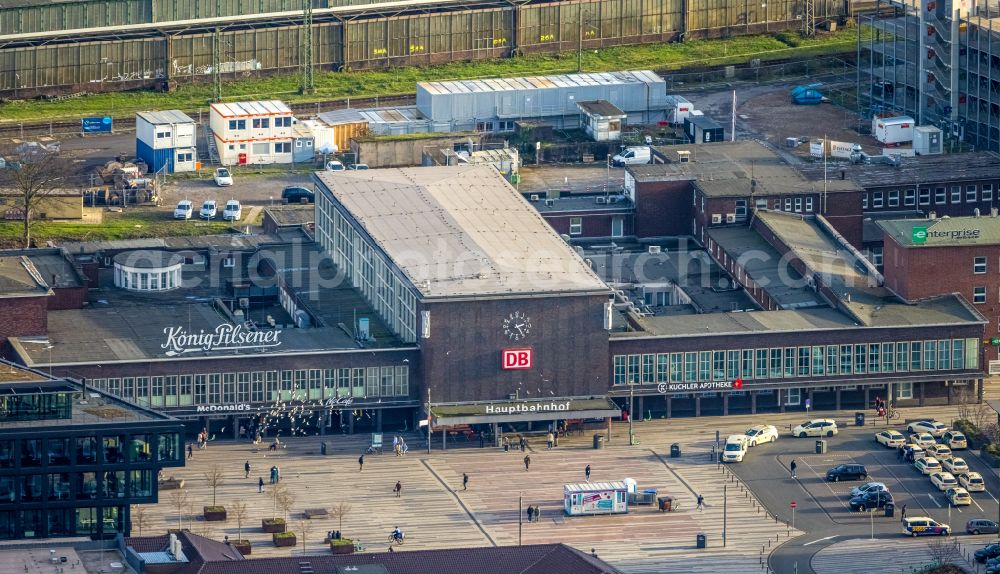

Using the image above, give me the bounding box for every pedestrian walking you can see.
[269,465,277,484]
[546,432,554,450]
[585,464,591,481]
[358,455,364,472]
[244,460,251,479]
[526,506,534,522]
[258,477,264,493]
[503,437,510,452]
[534,505,541,522]
[479,433,485,448]
[519,437,526,452]
[524,454,531,471]
[462,473,469,491]
[790,459,797,479]
[187,444,193,460]
[394,481,402,497]
[696,494,705,511]
[275,466,281,483]
[393,435,400,457]
[900,504,907,521]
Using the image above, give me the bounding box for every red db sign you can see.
[502,348,533,370]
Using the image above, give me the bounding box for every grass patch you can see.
[0,210,232,248]
[0,29,864,123]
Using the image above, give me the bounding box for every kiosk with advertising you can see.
[564,481,629,516]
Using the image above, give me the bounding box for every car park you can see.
[929,472,958,491]
[222,199,242,221]
[969,520,1000,537]
[903,444,926,462]
[722,435,749,463]
[875,430,906,448]
[960,472,987,492]
[941,456,968,474]
[903,517,950,536]
[908,420,949,437]
[850,482,888,497]
[946,487,972,507]
[915,457,942,475]
[909,433,937,448]
[942,431,968,450]
[173,200,193,220]
[849,490,893,512]
[793,419,838,438]
[214,167,234,186]
[282,186,315,204]
[199,200,218,220]
[826,463,868,482]
[926,444,952,459]
[745,425,778,446]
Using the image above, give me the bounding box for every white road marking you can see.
[927,494,942,508]
[973,498,985,512]
[803,535,838,546]
[986,489,998,504]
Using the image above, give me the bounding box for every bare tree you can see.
[204,465,225,507]
[277,488,296,522]
[130,504,149,537]
[231,500,248,541]
[167,490,190,530]
[0,146,68,247]
[270,483,289,520]
[983,422,1000,446]
[329,501,352,535]
[956,388,990,430]
[926,538,962,567]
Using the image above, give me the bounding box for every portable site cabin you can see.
[564,481,629,516]
[577,100,627,142]
[685,115,725,144]
[209,100,296,166]
[135,110,197,174]
[664,95,694,125]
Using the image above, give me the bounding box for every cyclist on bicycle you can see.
[391,526,404,543]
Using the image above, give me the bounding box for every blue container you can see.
[136,139,174,174]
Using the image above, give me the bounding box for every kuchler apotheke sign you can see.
[162,324,282,356]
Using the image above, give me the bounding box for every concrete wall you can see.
[349,134,483,168]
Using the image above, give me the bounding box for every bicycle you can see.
[387,534,404,546]
[886,407,901,420]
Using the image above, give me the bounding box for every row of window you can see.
[89,367,411,408]
[0,470,156,504]
[569,216,625,237]
[863,184,995,209]
[661,384,915,403]
[226,117,293,131]
[223,141,296,154]
[114,268,181,292]
[0,506,124,539]
[612,338,978,385]
[767,196,815,213]
[0,434,182,469]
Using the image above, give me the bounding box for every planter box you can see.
[233,540,251,556]
[262,519,286,533]
[273,533,296,547]
[203,507,227,522]
[330,540,355,555]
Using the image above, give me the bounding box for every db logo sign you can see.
[502,348,533,370]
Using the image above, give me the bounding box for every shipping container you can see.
[685,115,724,143]
[872,115,915,145]
[0,0,149,35]
[913,126,942,155]
[517,0,682,55]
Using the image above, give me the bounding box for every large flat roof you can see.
[418,70,661,96]
[880,215,1000,247]
[0,255,51,298]
[799,151,1000,188]
[314,166,610,299]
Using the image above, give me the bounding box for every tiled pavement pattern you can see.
[811,537,978,574]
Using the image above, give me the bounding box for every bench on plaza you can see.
[159,477,185,490]
[304,508,328,519]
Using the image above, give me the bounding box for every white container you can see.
[664,95,694,125]
[872,115,915,145]
[913,126,943,155]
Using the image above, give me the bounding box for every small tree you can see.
[0,146,68,248]
[329,502,352,535]
[270,484,289,520]
[983,422,1000,446]
[231,500,248,541]
[131,504,149,537]
[167,490,190,530]
[204,465,225,507]
[926,538,961,567]
[277,488,296,522]
[298,519,311,555]
[956,388,990,430]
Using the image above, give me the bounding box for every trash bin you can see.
[670,443,681,458]
[696,532,707,549]
[884,503,895,518]
[320,441,327,455]
[658,496,673,512]
[815,439,827,454]
[593,434,605,450]
[855,412,865,426]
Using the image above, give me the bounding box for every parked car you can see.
[908,420,949,437]
[909,433,937,448]
[946,487,972,507]
[875,430,906,448]
[942,431,968,450]
[282,186,315,204]
[926,444,952,459]
[903,517,950,536]
[745,425,779,447]
[199,200,218,220]
[722,434,750,463]
[222,199,242,221]
[851,482,888,497]
[968,520,1000,537]
[960,472,987,492]
[941,456,968,474]
[849,490,893,512]
[915,457,942,475]
[904,444,926,462]
[929,471,958,491]
[173,200,193,220]
[826,463,868,482]
[214,167,234,186]
[325,160,345,171]
[348,163,370,170]
[793,419,838,438]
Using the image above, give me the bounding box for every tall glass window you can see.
[784,348,795,377]
[924,340,937,370]
[854,344,867,374]
[698,352,711,381]
[910,341,923,371]
[812,346,825,375]
[670,354,683,383]
[713,351,726,381]
[613,356,625,385]
[826,346,839,375]
[868,344,880,373]
[938,340,950,370]
[770,348,782,378]
[742,350,754,380]
[641,355,655,384]
[840,344,853,374]
[798,347,810,376]
[896,342,909,372]
[953,339,965,369]
[756,349,768,379]
[656,354,669,383]
[684,353,697,382]
[726,350,740,380]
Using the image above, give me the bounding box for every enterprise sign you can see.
[162,324,281,356]
[912,226,981,244]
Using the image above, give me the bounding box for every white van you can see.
[612,146,651,166]
[722,434,749,463]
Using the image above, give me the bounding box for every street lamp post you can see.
[518,493,523,546]
[628,380,635,446]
